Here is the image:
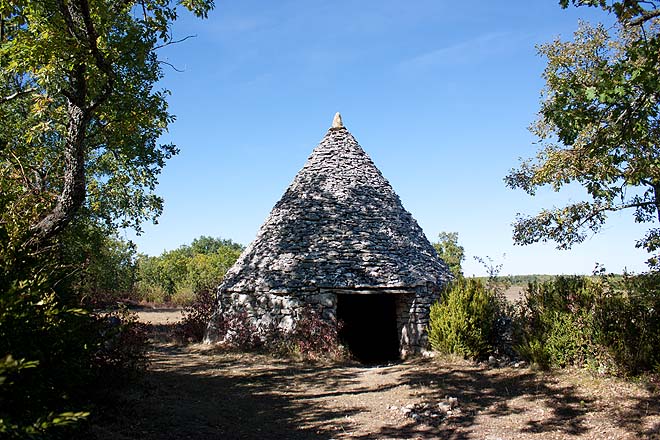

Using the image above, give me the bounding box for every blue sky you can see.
[127,0,650,276]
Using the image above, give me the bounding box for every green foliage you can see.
[516,275,660,374]
[515,338,551,369]
[0,266,146,438]
[0,1,214,435]
[433,232,465,278]
[506,2,660,269]
[58,218,138,305]
[590,273,660,373]
[0,271,148,438]
[1,410,90,440]
[559,1,659,25]
[136,237,243,304]
[428,278,497,359]
[0,0,214,247]
[0,275,90,436]
[517,277,601,369]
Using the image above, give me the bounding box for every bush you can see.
[203,304,346,361]
[92,308,149,378]
[591,273,660,374]
[516,274,660,375]
[134,237,243,305]
[207,310,264,350]
[428,278,497,359]
[283,306,345,360]
[177,290,216,342]
[515,276,595,369]
[0,274,148,438]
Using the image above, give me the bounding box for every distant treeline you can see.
[473,274,557,286]
[79,235,244,306]
[470,274,628,287]
[135,236,243,304]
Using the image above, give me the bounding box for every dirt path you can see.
[91,315,660,440]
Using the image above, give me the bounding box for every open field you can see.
[89,312,660,440]
[134,308,183,325]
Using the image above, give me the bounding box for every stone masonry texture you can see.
[208,121,451,356]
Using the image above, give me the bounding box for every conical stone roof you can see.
[220,116,450,294]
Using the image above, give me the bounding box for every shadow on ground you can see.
[91,338,367,439]
[355,360,660,440]
[90,324,660,440]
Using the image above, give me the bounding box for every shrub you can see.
[204,304,345,360]
[92,308,149,378]
[208,310,263,350]
[170,287,196,306]
[177,290,217,342]
[515,274,660,375]
[515,276,595,369]
[134,237,243,305]
[0,278,93,436]
[591,273,660,374]
[428,278,497,359]
[285,306,345,360]
[0,275,149,438]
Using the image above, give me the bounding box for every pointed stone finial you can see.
[331,112,343,129]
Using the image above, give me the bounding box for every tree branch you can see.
[56,0,115,111]
[0,88,37,104]
[627,8,660,26]
[576,199,657,230]
[154,34,197,50]
[158,60,185,73]
[8,150,33,190]
[77,0,115,111]
[26,0,120,250]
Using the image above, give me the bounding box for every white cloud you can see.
[399,31,528,71]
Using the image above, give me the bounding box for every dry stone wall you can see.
[208,122,450,356]
[219,126,450,294]
[212,285,440,356]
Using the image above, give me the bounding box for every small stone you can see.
[437,402,449,410]
[332,112,343,128]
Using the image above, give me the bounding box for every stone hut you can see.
[207,114,451,361]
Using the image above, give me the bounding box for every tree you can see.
[62,222,138,305]
[433,232,465,278]
[0,1,214,434]
[505,1,660,268]
[135,237,243,304]
[190,236,243,255]
[0,0,214,260]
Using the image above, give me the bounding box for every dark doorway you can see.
[337,293,400,364]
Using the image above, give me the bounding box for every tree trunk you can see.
[27,99,89,251]
[24,0,113,253]
[654,183,660,224]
